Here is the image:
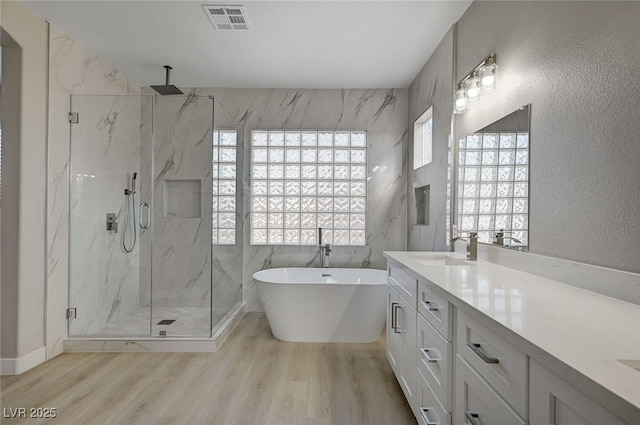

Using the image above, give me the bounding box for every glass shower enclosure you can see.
[68,94,242,338]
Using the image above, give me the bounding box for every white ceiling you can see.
[22,0,471,89]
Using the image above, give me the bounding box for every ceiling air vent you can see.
[203,5,251,31]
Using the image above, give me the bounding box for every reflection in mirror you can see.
[449,105,530,249]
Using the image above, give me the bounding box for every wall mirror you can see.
[450,105,530,249]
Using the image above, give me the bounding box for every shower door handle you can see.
[140,202,151,229]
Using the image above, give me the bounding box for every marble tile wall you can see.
[46,25,140,357]
[148,95,213,322]
[67,95,142,336]
[193,88,409,311]
[407,29,453,252]
[138,92,244,325]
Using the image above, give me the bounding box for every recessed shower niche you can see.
[414,184,430,225]
[163,179,202,218]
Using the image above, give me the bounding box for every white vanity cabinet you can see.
[383,252,639,425]
[400,297,417,407]
[416,368,450,425]
[530,360,628,425]
[387,264,418,412]
[417,280,451,340]
[415,278,453,425]
[455,310,528,420]
[386,285,402,374]
[416,313,452,411]
[455,355,526,425]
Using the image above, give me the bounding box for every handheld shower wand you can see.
[122,172,138,253]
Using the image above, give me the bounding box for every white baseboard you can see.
[0,346,46,375]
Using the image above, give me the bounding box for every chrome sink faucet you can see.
[450,232,478,261]
[318,227,332,268]
[493,230,522,247]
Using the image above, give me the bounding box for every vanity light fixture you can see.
[454,53,498,114]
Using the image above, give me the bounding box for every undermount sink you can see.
[618,359,640,372]
[407,254,473,267]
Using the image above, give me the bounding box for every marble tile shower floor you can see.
[86,307,230,338]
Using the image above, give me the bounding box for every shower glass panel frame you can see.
[68,94,218,338]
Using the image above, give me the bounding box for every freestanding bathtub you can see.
[254,268,387,343]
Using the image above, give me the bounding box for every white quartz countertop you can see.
[383,251,640,414]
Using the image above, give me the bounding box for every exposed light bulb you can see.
[465,73,481,103]
[454,87,468,114]
[481,74,495,88]
[479,60,498,93]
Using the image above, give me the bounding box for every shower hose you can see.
[122,178,137,253]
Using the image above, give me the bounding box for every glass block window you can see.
[250,130,367,246]
[213,130,237,245]
[457,132,529,246]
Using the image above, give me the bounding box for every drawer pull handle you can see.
[422,300,439,312]
[464,411,480,425]
[420,348,439,363]
[420,407,437,425]
[467,342,499,364]
[392,304,402,333]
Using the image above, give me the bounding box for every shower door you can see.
[68,94,152,337]
[68,94,213,338]
[149,95,213,337]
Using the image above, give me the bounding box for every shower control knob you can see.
[106,213,118,233]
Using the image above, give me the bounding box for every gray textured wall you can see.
[457,1,640,273]
[410,1,640,273]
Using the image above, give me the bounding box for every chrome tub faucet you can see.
[318,227,332,268]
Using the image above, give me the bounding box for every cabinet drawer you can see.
[417,368,450,425]
[530,360,628,425]
[455,356,526,425]
[417,314,452,411]
[457,310,528,418]
[418,280,451,340]
[388,263,417,305]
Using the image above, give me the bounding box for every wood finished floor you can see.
[1,313,415,425]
